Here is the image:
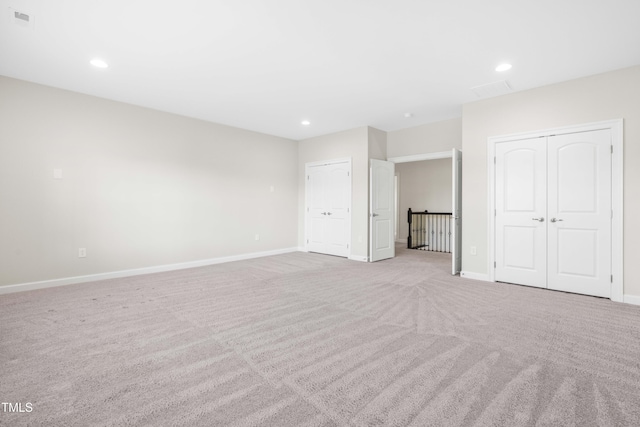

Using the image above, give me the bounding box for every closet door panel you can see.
[305,161,351,258]
[547,130,612,297]
[325,163,350,257]
[306,165,328,254]
[495,138,547,288]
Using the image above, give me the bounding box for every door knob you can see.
[532,217,544,222]
[550,218,563,223]
[371,213,379,217]
[327,212,332,216]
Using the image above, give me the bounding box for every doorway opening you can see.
[387,149,462,275]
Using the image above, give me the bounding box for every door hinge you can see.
[347,244,349,248]
[307,239,309,244]
[494,261,496,268]
[307,175,310,180]
[611,145,613,154]
[494,209,496,217]
[611,209,613,219]
[494,156,496,164]
[611,274,613,283]
[348,171,350,177]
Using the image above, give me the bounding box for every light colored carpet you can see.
[1,245,640,426]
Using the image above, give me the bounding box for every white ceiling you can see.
[1,0,639,140]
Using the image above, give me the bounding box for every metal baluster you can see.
[447,216,451,253]
[441,215,444,251]
[436,215,442,252]
[429,215,433,251]
[437,215,440,251]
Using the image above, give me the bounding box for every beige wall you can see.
[396,159,452,241]
[0,76,299,287]
[368,127,388,160]
[461,65,640,298]
[6,65,637,298]
[297,127,370,259]
[387,117,462,158]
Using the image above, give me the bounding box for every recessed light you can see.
[495,63,512,72]
[301,120,310,126]
[90,58,109,69]
[404,113,413,118]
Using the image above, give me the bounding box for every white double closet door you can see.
[495,129,612,298]
[306,160,351,257]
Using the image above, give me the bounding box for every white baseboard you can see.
[624,294,640,306]
[458,274,640,306]
[349,255,369,262]
[0,247,300,295]
[395,239,407,244]
[460,271,491,282]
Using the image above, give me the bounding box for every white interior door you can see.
[451,148,462,275]
[547,130,611,297]
[306,165,328,254]
[370,159,395,262]
[495,138,548,288]
[305,160,351,257]
[324,162,351,257]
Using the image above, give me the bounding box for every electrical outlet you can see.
[470,246,477,256]
[255,234,260,241]
[78,248,87,258]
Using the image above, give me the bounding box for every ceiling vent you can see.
[471,80,512,98]
[9,8,34,30]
